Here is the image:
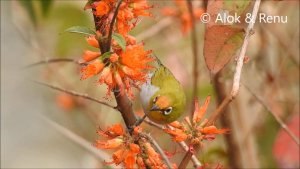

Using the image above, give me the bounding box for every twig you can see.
[179,144,200,169]
[41,115,116,168]
[213,72,242,168]
[179,4,200,168]
[144,119,201,168]
[140,132,173,169]
[178,142,201,168]
[25,58,84,68]
[136,17,173,41]
[187,0,199,102]
[33,80,117,110]
[243,83,300,146]
[207,0,261,125]
[106,0,123,51]
[96,0,138,130]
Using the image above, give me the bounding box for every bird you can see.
[139,57,186,124]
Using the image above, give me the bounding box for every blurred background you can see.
[1,0,299,168]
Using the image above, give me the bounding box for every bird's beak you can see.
[150,104,160,111]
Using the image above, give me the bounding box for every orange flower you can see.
[110,53,119,63]
[169,121,184,129]
[129,143,140,153]
[82,50,100,62]
[193,96,211,124]
[107,124,124,136]
[201,126,229,135]
[95,137,123,149]
[97,123,124,138]
[161,0,204,34]
[80,60,105,79]
[120,44,153,80]
[86,36,99,48]
[124,151,136,169]
[95,124,166,169]
[56,93,75,112]
[144,142,165,168]
[164,128,188,142]
[136,156,145,168]
[164,96,229,144]
[109,147,128,165]
[125,35,136,45]
[82,0,153,98]
[131,0,153,17]
[95,1,110,16]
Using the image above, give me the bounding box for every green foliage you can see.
[19,0,37,26]
[257,114,279,168]
[40,0,54,17]
[101,52,112,60]
[18,0,54,26]
[49,4,93,57]
[65,26,96,36]
[112,33,126,51]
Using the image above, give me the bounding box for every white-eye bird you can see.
[140,59,186,124]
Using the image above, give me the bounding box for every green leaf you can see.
[112,33,126,51]
[65,26,96,36]
[40,0,53,17]
[101,52,112,60]
[19,0,37,26]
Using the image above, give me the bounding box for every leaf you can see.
[101,52,112,60]
[112,33,126,51]
[39,0,53,17]
[19,0,37,26]
[204,25,244,74]
[203,1,250,74]
[51,4,92,57]
[65,26,96,36]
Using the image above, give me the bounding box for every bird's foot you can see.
[128,115,147,133]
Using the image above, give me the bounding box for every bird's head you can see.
[147,93,185,124]
[150,95,173,116]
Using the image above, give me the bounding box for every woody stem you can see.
[92,0,138,130]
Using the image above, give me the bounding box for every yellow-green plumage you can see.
[140,64,186,124]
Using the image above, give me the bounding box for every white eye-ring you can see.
[163,107,173,115]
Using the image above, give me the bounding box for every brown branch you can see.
[207,0,261,125]
[144,119,201,168]
[180,1,201,165]
[25,58,85,68]
[213,72,242,168]
[178,142,201,168]
[41,115,117,167]
[136,17,173,41]
[113,90,137,129]
[106,0,123,52]
[187,0,199,102]
[33,80,117,110]
[91,0,138,130]
[178,144,200,169]
[243,83,300,146]
[140,132,173,169]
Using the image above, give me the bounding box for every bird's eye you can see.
[163,107,173,115]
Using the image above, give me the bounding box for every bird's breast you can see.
[140,73,159,110]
